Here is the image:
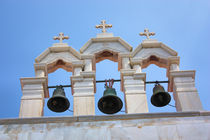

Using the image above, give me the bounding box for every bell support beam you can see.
[71,71,96,116]
[169,70,203,111]
[121,69,148,114]
[19,77,48,118]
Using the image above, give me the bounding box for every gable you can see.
[80,37,132,55]
[132,41,177,59]
[35,46,81,64]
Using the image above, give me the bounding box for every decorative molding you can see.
[130,58,143,66]
[35,46,81,63]
[20,77,49,98]
[1,111,209,125]
[34,63,48,77]
[80,37,132,53]
[132,41,177,58]
[72,60,84,68]
[168,70,196,92]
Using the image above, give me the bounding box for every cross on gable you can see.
[53,32,69,43]
[139,28,155,39]
[95,20,112,33]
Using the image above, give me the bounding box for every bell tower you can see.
[19,22,203,118]
[1,20,209,140]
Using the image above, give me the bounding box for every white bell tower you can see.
[19,22,203,118]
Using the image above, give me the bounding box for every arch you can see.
[95,49,119,63]
[141,55,169,69]
[47,59,73,74]
[80,37,133,72]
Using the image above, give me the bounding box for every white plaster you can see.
[84,59,92,71]
[134,48,172,59]
[97,33,114,38]
[52,43,69,47]
[80,37,132,54]
[19,77,47,118]
[35,70,45,77]
[1,114,210,140]
[73,96,95,116]
[122,57,131,69]
[170,63,180,71]
[82,41,130,55]
[19,99,44,118]
[125,93,148,113]
[121,71,148,113]
[133,64,142,73]
[74,67,82,76]
[170,71,203,111]
[39,52,78,64]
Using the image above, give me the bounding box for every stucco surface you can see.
[0,112,210,140]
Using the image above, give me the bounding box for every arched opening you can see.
[142,64,176,112]
[47,59,72,74]
[141,55,168,69]
[95,50,118,63]
[95,59,125,115]
[44,68,73,117]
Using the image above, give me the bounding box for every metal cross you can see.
[139,28,155,39]
[53,32,69,43]
[95,20,112,33]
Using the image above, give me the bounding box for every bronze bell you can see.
[47,86,70,112]
[98,87,123,114]
[151,84,171,107]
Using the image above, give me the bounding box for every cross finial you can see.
[139,28,155,39]
[53,32,69,43]
[95,20,112,33]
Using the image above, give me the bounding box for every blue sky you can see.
[0,0,209,118]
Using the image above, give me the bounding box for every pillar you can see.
[130,58,142,73]
[169,70,203,111]
[71,72,95,116]
[19,77,48,118]
[121,69,148,113]
[72,61,83,76]
[122,57,131,69]
[34,63,47,77]
[170,64,180,71]
[84,59,93,71]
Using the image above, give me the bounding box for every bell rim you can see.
[98,95,123,114]
[47,96,70,113]
[151,92,171,107]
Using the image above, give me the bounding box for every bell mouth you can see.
[151,92,171,107]
[47,96,70,112]
[98,95,123,114]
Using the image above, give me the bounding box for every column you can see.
[169,70,203,111]
[131,59,142,73]
[34,63,47,77]
[170,64,180,71]
[121,70,148,113]
[84,59,93,71]
[122,57,131,69]
[81,55,94,72]
[19,77,48,118]
[71,72,95,116]
[72,61,83,76]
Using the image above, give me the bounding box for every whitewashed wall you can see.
[0,111,210,140]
